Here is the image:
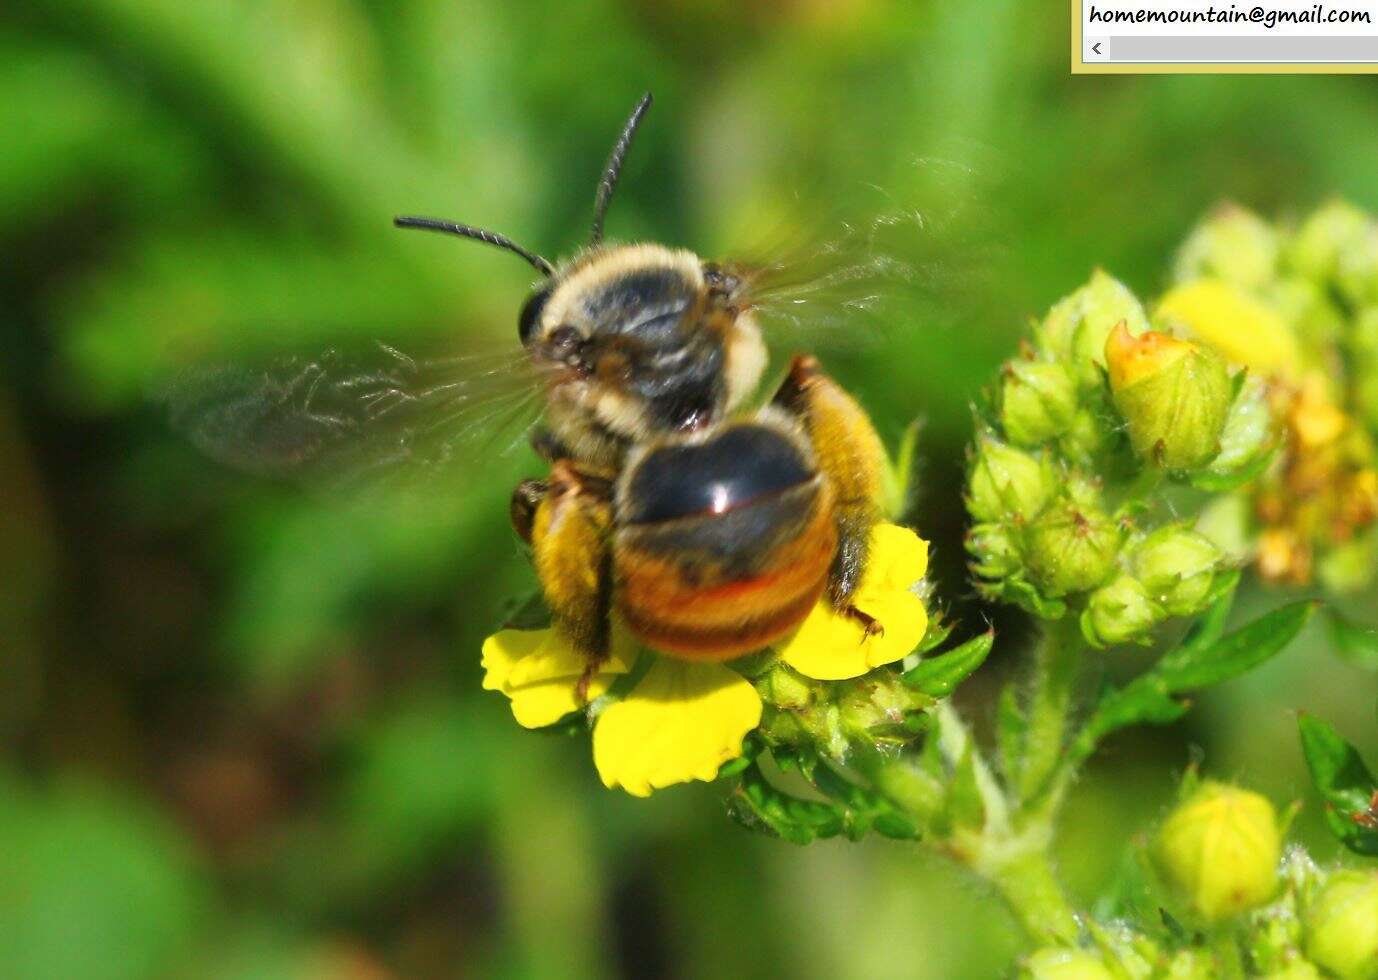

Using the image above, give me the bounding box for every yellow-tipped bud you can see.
[1105,324,1232,471]
[1153,781,1282,923]
[1304,870,1378,980]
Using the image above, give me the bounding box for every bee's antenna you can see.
[393,216,554,276]
[590,92,653,245]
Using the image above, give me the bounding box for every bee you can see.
[510,353,887,670]
[388,95,891,668]
[168,93,912,673]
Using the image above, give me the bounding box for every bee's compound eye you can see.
[622,424,814,525]
[702,262,739,294]
[547,325,582,357]
[518,284,553,346]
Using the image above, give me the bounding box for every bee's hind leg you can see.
[771,353,889,638]
[519,460,616,705]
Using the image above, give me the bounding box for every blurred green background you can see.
[4,1,1378,977]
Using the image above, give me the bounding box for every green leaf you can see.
[902,630,995,697]
[1298,714,1378,856]
[727,764,843,845]
[914,615,956,656]
[1073,599,1315,762]
[1327,608,1378,672]
[1155,599,1314,689]
[810,763,921,842]
[998,577,1069,620]
[1188,444,1277,492]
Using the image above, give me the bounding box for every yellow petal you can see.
[506,678,613,729]
[1156,278,1300,377]
[592,659,762,797]
[777,524,930,681]
[481,626,634,730]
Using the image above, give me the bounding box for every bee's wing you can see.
[161,338,547,493]
[731,162,996,352]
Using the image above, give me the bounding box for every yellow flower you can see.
[1156,278,1301,377]
[482,523,931,795]
[774,524,929,681]
[481,625,637,728]
[483,624,761,797]
[592,659,763,796]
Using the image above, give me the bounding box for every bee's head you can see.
[393,92,764,451]
[518,244,764,440]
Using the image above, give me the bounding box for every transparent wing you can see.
[729,159,997,352]
[161,338,547,493]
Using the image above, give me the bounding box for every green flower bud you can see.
[757,663,815,710]
[1265,276,1347,351]
[967,521,1022,579]
[1286,200,1371,283]
[1059,404,1111,465]
[1354,309,1378,432]
[967,433,1055,523]
[1019,948,1117,980]
[1304,870,1378,980]
[1039,270,1151,384]
[1081,574,1165,648]
[1022,497,1121,598]
[1001,359,1079,446]
[1174,203,1280,288]
[837,671,919,740]
[1129,526,1222,617]
[1209,374,1275,478]
[1105,324,1232,471]
[1337,222,1378,309]
[1153,781,1281,923]
[1318,528,1378,594]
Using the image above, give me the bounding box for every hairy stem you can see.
[981,848,1081,946]
[1017,616,1086,805]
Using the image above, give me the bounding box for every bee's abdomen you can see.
[614,423,837,660]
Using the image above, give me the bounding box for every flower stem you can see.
[1017,616,1085,805]
[981,848,1081,946]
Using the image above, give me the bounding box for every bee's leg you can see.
[509,478,548,545]
[529,427,571,464]
[525,461,615,703]
[771,354,888,635]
